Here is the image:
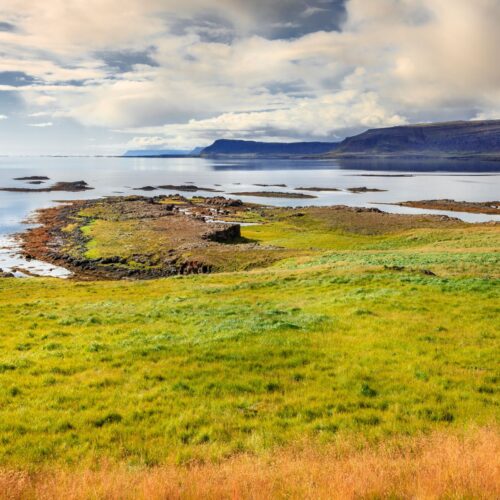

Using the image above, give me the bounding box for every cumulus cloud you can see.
[0,0,498,152]
[124,90,406,148]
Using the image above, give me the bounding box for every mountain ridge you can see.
[200,139,339,157]
[126,120,500,160]
[330,119,500,159]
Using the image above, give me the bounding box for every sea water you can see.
[1,156,498,277]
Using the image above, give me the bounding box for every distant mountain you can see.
[200,139,339,157]
[190,146,205,155]
[330,120,500,159]
[123,148,201,157]
[126,120,500,160]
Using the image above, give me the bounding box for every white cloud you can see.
[0,0,498,152]
[0,114,8,120]
[121,89,406,148]
[301,5,328,17]
[28,122,53,127]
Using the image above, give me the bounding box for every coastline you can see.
[1,156,499,278]
[14,195,500,281]
[17,196,250,281]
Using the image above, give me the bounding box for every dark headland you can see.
[330,120,500,160]
[200,139,339,157]
[194,119,500,161]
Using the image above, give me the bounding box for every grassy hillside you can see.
[1,205,498,469]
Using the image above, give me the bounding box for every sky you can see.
[0,0,499,155]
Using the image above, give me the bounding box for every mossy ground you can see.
[55,197,500,276]
[0,203,498,467]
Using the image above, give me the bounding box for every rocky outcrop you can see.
[203,224,241,242]
[205,197,243,208]
[19,196,247,280]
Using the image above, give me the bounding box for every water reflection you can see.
[337,158,500,172]
[211,158,500,172]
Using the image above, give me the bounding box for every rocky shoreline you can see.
[19,195,248,280]
[0,268,15,278]
[10,192,499,281]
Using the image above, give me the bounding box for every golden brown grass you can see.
[1,427,498,499]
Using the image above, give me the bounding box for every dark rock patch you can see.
[204,197,243,208]
[203,224,241,243]
[295,187,341,192]
[1,180,93,193]
[0,268,15,278]
[158,184,223,193]
[347,187,387,193]
[13,176,50,181]
[254,183,287,188]
[230,191,317,199]
[353,174,414,178]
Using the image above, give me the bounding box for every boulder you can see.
[0,268,15,278]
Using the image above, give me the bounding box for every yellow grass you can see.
[1,427,498,499]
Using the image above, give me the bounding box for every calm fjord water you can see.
[0,156,499,276]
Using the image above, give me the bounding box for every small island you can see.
[395,199,500,215]
[230,191,317,199]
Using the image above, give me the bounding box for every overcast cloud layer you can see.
[0,0,499,154]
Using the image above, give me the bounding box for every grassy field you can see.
[0,204,498,496]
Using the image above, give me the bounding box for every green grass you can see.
[0,204,498,466]
[0,267,498,466]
